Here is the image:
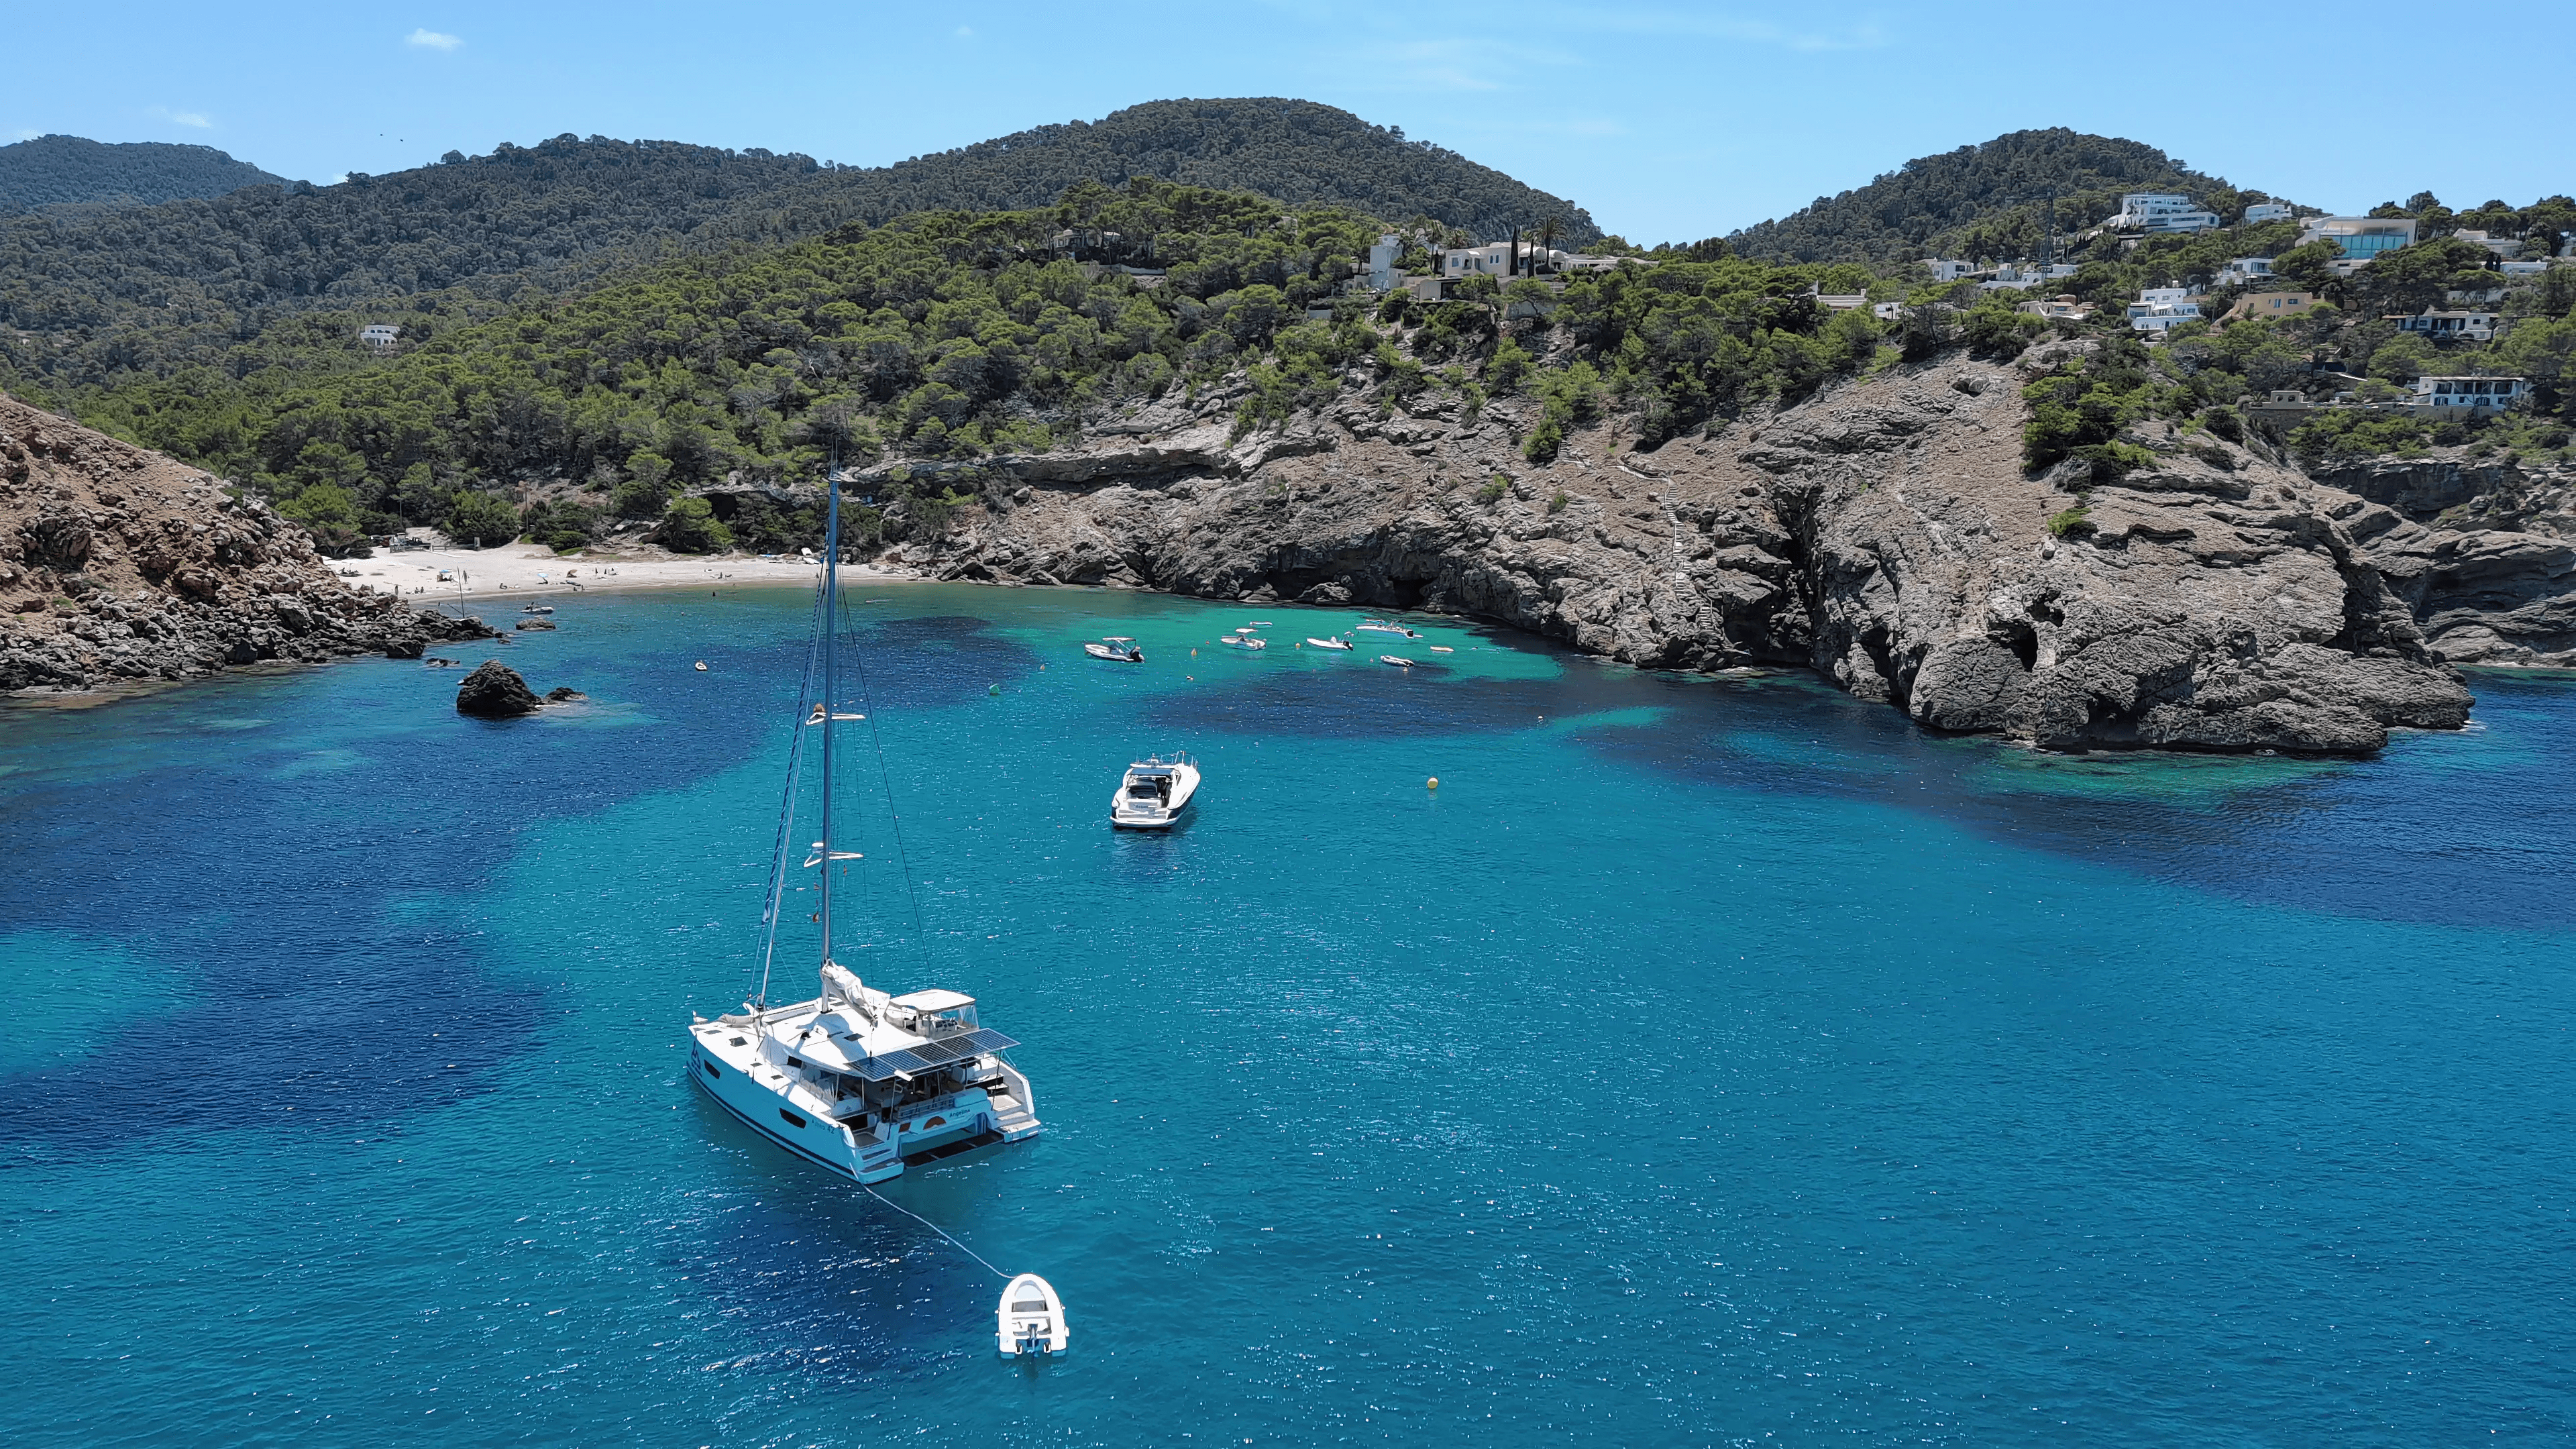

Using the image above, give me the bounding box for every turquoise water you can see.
[3,585,2573,1445]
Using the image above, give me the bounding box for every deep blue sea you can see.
[4,584,2573,1446]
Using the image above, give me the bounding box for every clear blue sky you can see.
[11,1,2568,244]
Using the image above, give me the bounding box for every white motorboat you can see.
[1112,753,1200,829]
[998,1273,1069,1356]
[1379,654,1417,668]
[1305,637,1352,650]
[1219,633,1267,650]
[688,476,1040,1184]
[1355,619,1419,638]
[1083,636,1143,662]
[521,604,554,615]
[1428,645,1454,653]
[1246,619,1274,627]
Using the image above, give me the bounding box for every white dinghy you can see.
[1379,654,1417,668]
[1305,636,1352,650]
[998,1272,1069,1356]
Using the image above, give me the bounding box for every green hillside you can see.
[0,135,286,215]
[0,100,1589,392]
[64,180,1880,556]
[1726,128,2277,265]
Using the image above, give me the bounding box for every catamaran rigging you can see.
[690,469,1042,1183]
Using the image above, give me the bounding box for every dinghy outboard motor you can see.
[996,1273,1069,1356]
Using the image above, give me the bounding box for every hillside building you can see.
[2393,311,2501,343]
[2410,376,2528,414]
[2300,216,2416,263]
[1925,259,1978,283]
[2451,230,2523,260]
[2223,292,2320,322]
[2214,256,2277,288]
[2243,202,2294,224]
[2108,193,2220,233]
[358,323,400,352]
[2127,286,2204,333]
[1368,234,1403,290]
[1440,241,1570,279]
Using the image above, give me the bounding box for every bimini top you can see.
[888,988,975,1013]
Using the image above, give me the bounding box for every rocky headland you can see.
[854,345,2490,754]
[0,395,490,694]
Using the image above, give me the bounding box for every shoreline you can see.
[345,544,908,601]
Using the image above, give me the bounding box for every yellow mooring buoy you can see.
[1427,777,1440,790]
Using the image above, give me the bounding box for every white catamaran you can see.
[688,476,1040,1183]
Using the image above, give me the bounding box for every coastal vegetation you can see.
[46,179,1924,552]
[0,101,1590,392]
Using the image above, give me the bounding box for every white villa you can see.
[2410,376,2528,414]
[2109,193,2220,233]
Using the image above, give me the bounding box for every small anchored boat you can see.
[1355,619,1420,638]
[1379,654,1417,668]
[521,604,555,615]
[1428,645,1454,653]
[1112,753,1200,829]
[1218,633,1267,650]
[998,1273,1069,1356]
[1305,636,1352,650]
[1083,637,1144,663]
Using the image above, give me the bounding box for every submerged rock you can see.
[543,686,586,702]
[455,660,543,717]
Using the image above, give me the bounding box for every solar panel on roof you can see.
[847,1027,1022,1081]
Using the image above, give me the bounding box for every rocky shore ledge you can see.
[1,397,491,694]
[861,349,2479,755]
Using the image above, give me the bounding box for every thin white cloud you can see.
[13,128,42,141]
[146,105,213,129]
[955,24,974,38]
[407,28,463,51]
[1588,9,1890,52]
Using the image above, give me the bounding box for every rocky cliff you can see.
[2308,455,2576,667]
[865,345,2476,754]
[0,395,488,693]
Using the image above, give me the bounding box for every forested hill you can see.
[0,136,287,214]
[775,99,1597,248]
[1726,129,2271,265]
[0,100,1588,391]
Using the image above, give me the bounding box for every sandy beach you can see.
[343,544,905,602]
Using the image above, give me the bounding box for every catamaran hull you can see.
[688,1030,1034,1183]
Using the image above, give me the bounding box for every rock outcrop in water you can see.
[0,394,491,692]
[863,347,2473,754]
[455,660,544,717]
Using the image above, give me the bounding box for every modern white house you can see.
[2127,286,2204,333]
[1977,262,2078,293]
[2451,230,2524,260]
[2300,216,2417,262]
[2410,376,2528,414]
[1441,241,1570,279]
[2020,295,2094,321]
[2214,256,2277,288]
[2244,202,2295,224]
[1925,259,1979,284]
[2109,193,2220,233]
[358,323,400,352]
[1368,234,1403,291]
[2394,311,2502,343]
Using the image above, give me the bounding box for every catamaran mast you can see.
[819,467,841,970]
